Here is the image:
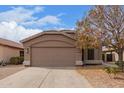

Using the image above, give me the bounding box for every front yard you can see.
[0,64,124,88]
[77,65,124,88]
[0,65,25,80]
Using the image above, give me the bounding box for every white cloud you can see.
[22,15,61,27]
[0,6,65,42]
[0,21,42,42]
[0,6,44,23]
[38,15,61,25]
[34,6,44,13]
[0,6,62,28]
[57,13,66,17]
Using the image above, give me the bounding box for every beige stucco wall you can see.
[23,34,78,63]
[0,45,4,61]
[0,45,22,62]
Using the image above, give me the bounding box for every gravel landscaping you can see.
[77,65,124,88]
[0,65,25,80]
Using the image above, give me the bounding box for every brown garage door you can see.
[31,47,76,67]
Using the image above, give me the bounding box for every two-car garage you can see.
[31,47,76,67]
[22,31,81,67]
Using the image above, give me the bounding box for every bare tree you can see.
[87,5,124,62]
[76,18,100,49]
[76,18,100,61]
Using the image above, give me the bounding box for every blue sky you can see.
[0,5,94,42]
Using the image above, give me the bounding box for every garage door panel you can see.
[31,47,76,67]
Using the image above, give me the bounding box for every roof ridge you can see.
[21,30,75,43]
[59,31,75,40]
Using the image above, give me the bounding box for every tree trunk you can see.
[117,49,124,72]
[118,49,123,61]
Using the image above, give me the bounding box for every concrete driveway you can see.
[0,67,92,88]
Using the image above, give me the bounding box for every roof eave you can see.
[20,30,75,43]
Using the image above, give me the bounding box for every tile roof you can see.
[0,38,23,49]
[21,30,75,43]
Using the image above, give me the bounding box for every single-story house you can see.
[102,47,124,62]
[0,38,24,63]
[21,30,103,67]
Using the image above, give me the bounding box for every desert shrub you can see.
[0,60,7,66]
[104,66,119,78]
[115,61,124,72]
[19,57,24,64]
[10,57,19,65]
[9,57,24,65]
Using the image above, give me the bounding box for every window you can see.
[20,50,24,57]
[87,49,94,60]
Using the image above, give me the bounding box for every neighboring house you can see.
[21,30,102,67]
[102,47,124,62]
[0,38,24,63]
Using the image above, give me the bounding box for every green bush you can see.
[115,61,124,71]
[19,57,24,64]
[104,66,119,78]
[9,57,24,65]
